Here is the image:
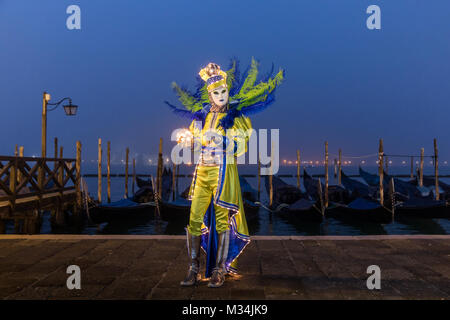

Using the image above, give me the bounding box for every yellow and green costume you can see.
[166,58,285,277]
[187,111,252,275]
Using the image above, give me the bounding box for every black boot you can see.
[180,230,201,286]
[208,229,229,288]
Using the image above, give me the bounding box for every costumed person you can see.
[165,58,284,288]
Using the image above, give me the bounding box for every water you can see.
[5,165,450,235]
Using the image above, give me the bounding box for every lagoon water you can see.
[11,164,450,236]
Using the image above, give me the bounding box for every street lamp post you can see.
[41,91,78,158]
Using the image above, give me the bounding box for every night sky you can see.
[1,1,449,165]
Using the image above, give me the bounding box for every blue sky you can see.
[1,0,449,164]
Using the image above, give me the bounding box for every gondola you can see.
[341,171,376,199]
[136,176,151,189]
[410,175,450,200]
[326,197,393,223]
[359,167,413,201]
[239,176,260,221]
[264,174,323,222]
[136,167,173,201]
[322,170,393,223]
[159,197,260,222]
[303,169,349,204]
[358,166,380,187]
[411,175,450,192]
[359,167,449,218]
[88,198,155,224]
[239,176,258,202]
[88,168,174,223]
[275,198,324,222]
[158,176,260,222]
[264,173,304,204]
[159,196,191,223]
[394,197,449,218]
[243,199,260,221]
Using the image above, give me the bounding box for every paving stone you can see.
[48,285,104,299]
[149,287,195,300]
[0,237,449,300]
[229,288,265,300]
[96,276,158,299]
[192,284,231,300]
[4,286,53,300]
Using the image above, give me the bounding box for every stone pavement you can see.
[0,235,449,300]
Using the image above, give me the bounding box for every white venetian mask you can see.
[210,85,229,108]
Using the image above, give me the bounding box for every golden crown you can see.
[199,63,228,92]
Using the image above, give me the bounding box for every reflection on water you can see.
[18,206,448,236]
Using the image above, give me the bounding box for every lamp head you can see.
[63,102,78,116]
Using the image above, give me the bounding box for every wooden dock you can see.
[0,153,82,233]
[0,235,449,300]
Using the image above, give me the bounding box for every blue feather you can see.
[240,94,276,116]
[165,101,196,119]
[219,107,243,130]
[165,101,210,128]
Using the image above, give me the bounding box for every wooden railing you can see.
[0,155,80,211]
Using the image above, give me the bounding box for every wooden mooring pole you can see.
[157,138,163,197]
[54,138,58,169]
[296,149,301,189]
[10,148,17,212]
[338,148,342,185]
[269,142,274,207]
[98,138,102,203]
[420,148,424,187]
[13,142,19,230]
[107,141,111,203]
[324,142,329,208]
[434,138,439,200]
[257,158,261,201]
[410,156,414,179]
[17,146,24,184]
[133,158,136,196]
[172,161,176,201]
[176,162,179,196]
[378,139,384,205]
[125,147,129,199]
[76,141,82,209]
[56,147,65,226]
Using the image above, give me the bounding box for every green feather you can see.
[238,57,259,96]
[234,68,284,110]
[226,60,237,91]
[171,82,203,112]
[199,83,210,105]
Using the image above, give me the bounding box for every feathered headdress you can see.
[165,57,285,129]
